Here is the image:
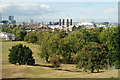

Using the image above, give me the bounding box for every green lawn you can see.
[1,41,119,78]
[2,41,42,65]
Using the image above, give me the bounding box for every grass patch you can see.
[2,41,42,64]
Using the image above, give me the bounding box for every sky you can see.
[0,0,118,23]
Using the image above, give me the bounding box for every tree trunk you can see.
[91,68,94,73]
[45,57,49,63]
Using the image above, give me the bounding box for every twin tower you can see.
[59,19,72,27]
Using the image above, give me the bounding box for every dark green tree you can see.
[39,30,67,63]
[76,42,109,73]
[114,26,120,68]
[24,31,38,43]
[15,30,27,41]
[39,31,53,62]
[99,27,119,67]
[8,44,35,65]
[61,30,84,63]
[80,28,99,43]
[12,27,27,41]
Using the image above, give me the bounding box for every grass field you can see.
[1,41,119,78]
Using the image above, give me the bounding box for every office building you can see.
[8,16,16,24]
[9,16,14,21]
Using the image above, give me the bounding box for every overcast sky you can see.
[0,0,118,23]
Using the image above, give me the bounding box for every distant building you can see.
[77,22,94,28]
[58,19,73,32]
[102,22,109,25]
[8,16,16,24]
[0,32,15,40]
[29,19,34,24]
[1,20,9,25]
[9,16,14,21]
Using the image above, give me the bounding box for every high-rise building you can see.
[9,16,14,21]
[8,16,16,24]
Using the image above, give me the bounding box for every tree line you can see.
[1,27,27,41]
[7,25,120,73]
[23,26,120,73]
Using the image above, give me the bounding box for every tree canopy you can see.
[8,44,35,65]
[76,42,109,73]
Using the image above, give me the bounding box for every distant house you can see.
[0,32,15,40]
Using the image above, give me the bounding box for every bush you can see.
[24,31,37,43]
[8,44,35,65]
[49,54,60,67]
[114,60,120,69]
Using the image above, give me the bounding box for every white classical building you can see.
[0,32,15,40]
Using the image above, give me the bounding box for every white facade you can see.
[0,32,15,40]
[77,22,94,28]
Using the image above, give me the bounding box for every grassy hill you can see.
[1,41,119,78]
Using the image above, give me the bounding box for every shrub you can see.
[49,54,60,67]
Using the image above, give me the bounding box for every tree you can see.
[76,42,109,73]
[114,26,120,68]
[12,27,27,41]
[15,30,27,41]
[24,31,38,43]
[12,27,20,34]
[36,31,44,44]
[39,31,53,62]
[39,30,67,62]
[99,27,118,67]
[60,30,84,63]
[8,44,35,65]
[80,28,99,43]
[1,27,12,33]
[49,54,60,67]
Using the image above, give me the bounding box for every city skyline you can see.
[1,2,118,23]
